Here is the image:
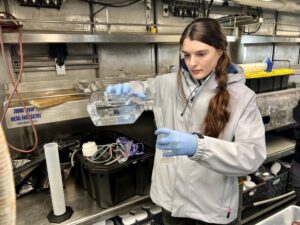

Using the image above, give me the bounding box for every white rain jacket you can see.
[129,66,266,224]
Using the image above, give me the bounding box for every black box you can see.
[242,176,267,206]
[75,132,154,208]
[245,68,293,94]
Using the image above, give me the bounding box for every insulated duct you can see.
[232,0,300,14]
[0,125,16,225]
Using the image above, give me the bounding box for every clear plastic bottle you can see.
[152,107,175,164]
[87,92,151,126]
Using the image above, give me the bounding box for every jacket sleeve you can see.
[191,94,266,176]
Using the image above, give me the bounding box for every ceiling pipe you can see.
[232,0,300,14]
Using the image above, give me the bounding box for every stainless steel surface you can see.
[2,32,180,44]
[98,44,155,80]
[5,99,89,129]
[5,80,95,94]
[241,194,296,224]
[241,35,300,44]
[13,64,99,73]
[265,134,295,163]
[256,87,300,131]
[5,86,300,129]
[1,32,237,44]
[16,177,150,225]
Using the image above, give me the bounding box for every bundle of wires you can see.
[70,136,144,166]
[86,136,144,165]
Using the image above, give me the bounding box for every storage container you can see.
[113,203,163,225]
[242,176,267,206]
[243,166,289,206]
[245,68,295,93]
[74,131,154,208]
[256,205,300,225]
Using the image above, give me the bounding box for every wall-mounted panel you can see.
[243,45,273,63]
[94,1,149,33]
[157,44,179,74]
[276,12,300,36]
[273,45,299,68]
[8,0,90,32]
[97,44,154,85]
[11,43,97,82]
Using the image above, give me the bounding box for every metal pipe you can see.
[232,0,300,14]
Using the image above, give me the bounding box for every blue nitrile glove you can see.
[155,128,198,157]
[106,83,146,99]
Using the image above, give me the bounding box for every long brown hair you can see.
[178,18,231,138]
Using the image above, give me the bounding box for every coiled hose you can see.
[0,125,16,225]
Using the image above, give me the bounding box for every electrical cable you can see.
[206,0,214,18]
[241,7,263,35]
[0,12,38,152]
[180,84,201,117]
[82,0,143,8]
[93,6,106,17]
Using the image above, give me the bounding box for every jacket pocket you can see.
[219,177,236,219]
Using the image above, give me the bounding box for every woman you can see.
[106,18,266,225]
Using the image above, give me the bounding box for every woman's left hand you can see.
[155,128,198,157]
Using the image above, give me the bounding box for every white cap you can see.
[82,141,97,157]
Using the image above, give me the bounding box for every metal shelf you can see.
[240,35,300,44]
[265,134,295,163]
[5,86,300,129]
[256,87,300,131]
[16,176,151,225]
[241,193,296,224]
[1,32,236,44]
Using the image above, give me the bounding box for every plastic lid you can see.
[133,210,148,221]
[245,68,295,79]
[121,215,136,225]
[149,205,162,215]
[82,141,97,157]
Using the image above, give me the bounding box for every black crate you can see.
[273,76,282,91]
[245,79,259,93]
[242,167,289,208]
[281,75,289,89]
[242,176,267,206]
[246,75,290,93]
[75,132,154,208]
[265,168,289,198]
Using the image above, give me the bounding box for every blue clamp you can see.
[264,57,273,72]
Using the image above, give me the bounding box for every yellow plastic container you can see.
[245,68,295,93]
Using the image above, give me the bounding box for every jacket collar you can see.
[182,68,218,92]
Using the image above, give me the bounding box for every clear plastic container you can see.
[152,107,175,164]
[256,205,300,225]
[87,92,153,126]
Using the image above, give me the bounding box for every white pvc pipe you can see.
[238,62,267,73]
[44,142,66,216]
[0,125,16,225]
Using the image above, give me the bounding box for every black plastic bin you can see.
[245,69,294,93]
[74,132,154,208]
